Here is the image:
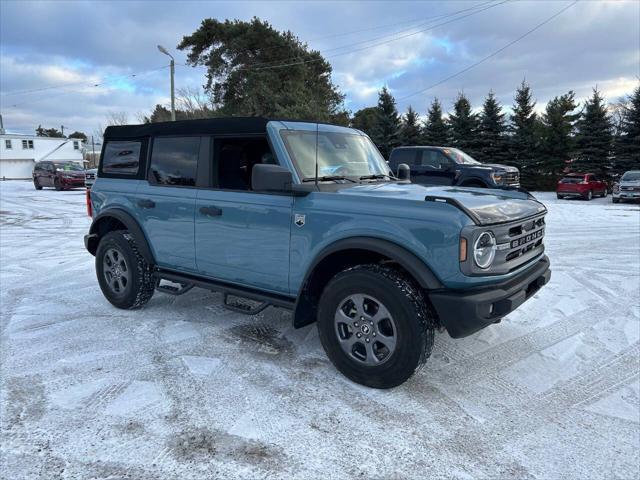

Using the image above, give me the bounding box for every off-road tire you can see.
[317,264,436,389]
[34,179,42,190]
[54,178,62,191]
[96,230,155,309]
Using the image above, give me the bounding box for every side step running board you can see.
[223,294,269,315]
[154,268,296,311]
[156,280,194,296]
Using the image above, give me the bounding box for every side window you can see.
[149,136,200,187]
[5,139,12,149]
[215,137,274,191]
[420,150,450,169]
[389,149,416,168]
[102,140,141,175]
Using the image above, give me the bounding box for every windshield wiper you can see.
[359,173,397,181]
[302,176,357,183]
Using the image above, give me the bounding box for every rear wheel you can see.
[601,189,608,197]
[34,178,42,190]
[317,264,436,389]
[557,194,564,199]
[96,230,155,309]
[584,190,593,201]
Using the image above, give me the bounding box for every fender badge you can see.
[294,214,306,227]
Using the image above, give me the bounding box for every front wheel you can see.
[95,230,155,309]
[54,178,62,191]
[34,178,42,190]
[557,194,564,199]
[317,264,436,389]
[612,197,620,204]
[601,189,608,198]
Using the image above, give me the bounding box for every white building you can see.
[0,119,85,179]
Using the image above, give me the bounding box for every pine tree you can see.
[371,87,401,158]
[422,98,449,146]
[477,91,508,163]
[448,92,481,157]
[574,88,613,175]
[351,107,379,138]
[614,85,640,174]
[539,91,579,175]
[510,80,538,170]
[400,106,422,145]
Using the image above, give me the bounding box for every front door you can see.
[413,149,456,185]
[194,137,292,295]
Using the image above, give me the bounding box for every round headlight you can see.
[473,231,496,269]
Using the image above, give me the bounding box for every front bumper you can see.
[429,255,551,338]
[60,177,85,187]
[613,191,640,200]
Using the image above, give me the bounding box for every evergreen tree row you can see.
[352,82,640,190]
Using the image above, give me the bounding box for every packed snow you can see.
[1,180,639,479]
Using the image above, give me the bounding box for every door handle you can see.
[200,206,222,217]
[137,199,156,209]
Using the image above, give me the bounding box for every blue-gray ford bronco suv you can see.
[85,118,551,388]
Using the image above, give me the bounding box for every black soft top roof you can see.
[103,117,270,139]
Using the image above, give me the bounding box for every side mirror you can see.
[252,164,293,192]
[397,163,410,181]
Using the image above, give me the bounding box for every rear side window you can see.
[149,136,200,187]
[102,141,141,175]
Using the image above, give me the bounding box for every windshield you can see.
[621,171,640,181]
[54,163,84,172]
[280,130,390,180]
[444,148,481,165]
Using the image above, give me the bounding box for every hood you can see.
[620,180,640,187]
[481,163,519,173]
[335,182,546,225]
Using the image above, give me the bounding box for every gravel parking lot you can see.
[1,180,639,479]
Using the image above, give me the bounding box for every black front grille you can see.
[621,186,640,192]
[504,171,519,185]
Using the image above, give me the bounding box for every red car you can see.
[33,161,86,190]
[556,173,608,200]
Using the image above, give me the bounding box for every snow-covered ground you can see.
[1,180,638,479]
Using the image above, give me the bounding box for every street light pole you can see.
[157,45,176,121]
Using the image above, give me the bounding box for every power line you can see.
[1,65,168,98]
[397,0,579,102]
[239,0,498,67]
[179,0,506,73]
[2,66,169,109]
[236,0,510,72]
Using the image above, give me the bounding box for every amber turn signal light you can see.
[459,237,467,262]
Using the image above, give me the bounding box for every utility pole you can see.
[157,45,176,121]
[91,135,96,168]
[60,125,65,136]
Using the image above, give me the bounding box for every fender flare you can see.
[302,237,443,291]
[86,208,155,264]
[292,237,443,328]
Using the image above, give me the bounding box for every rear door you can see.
[135,136,201,272]
[194,136,292,295]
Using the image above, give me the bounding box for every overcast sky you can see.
[0,0,638,136]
